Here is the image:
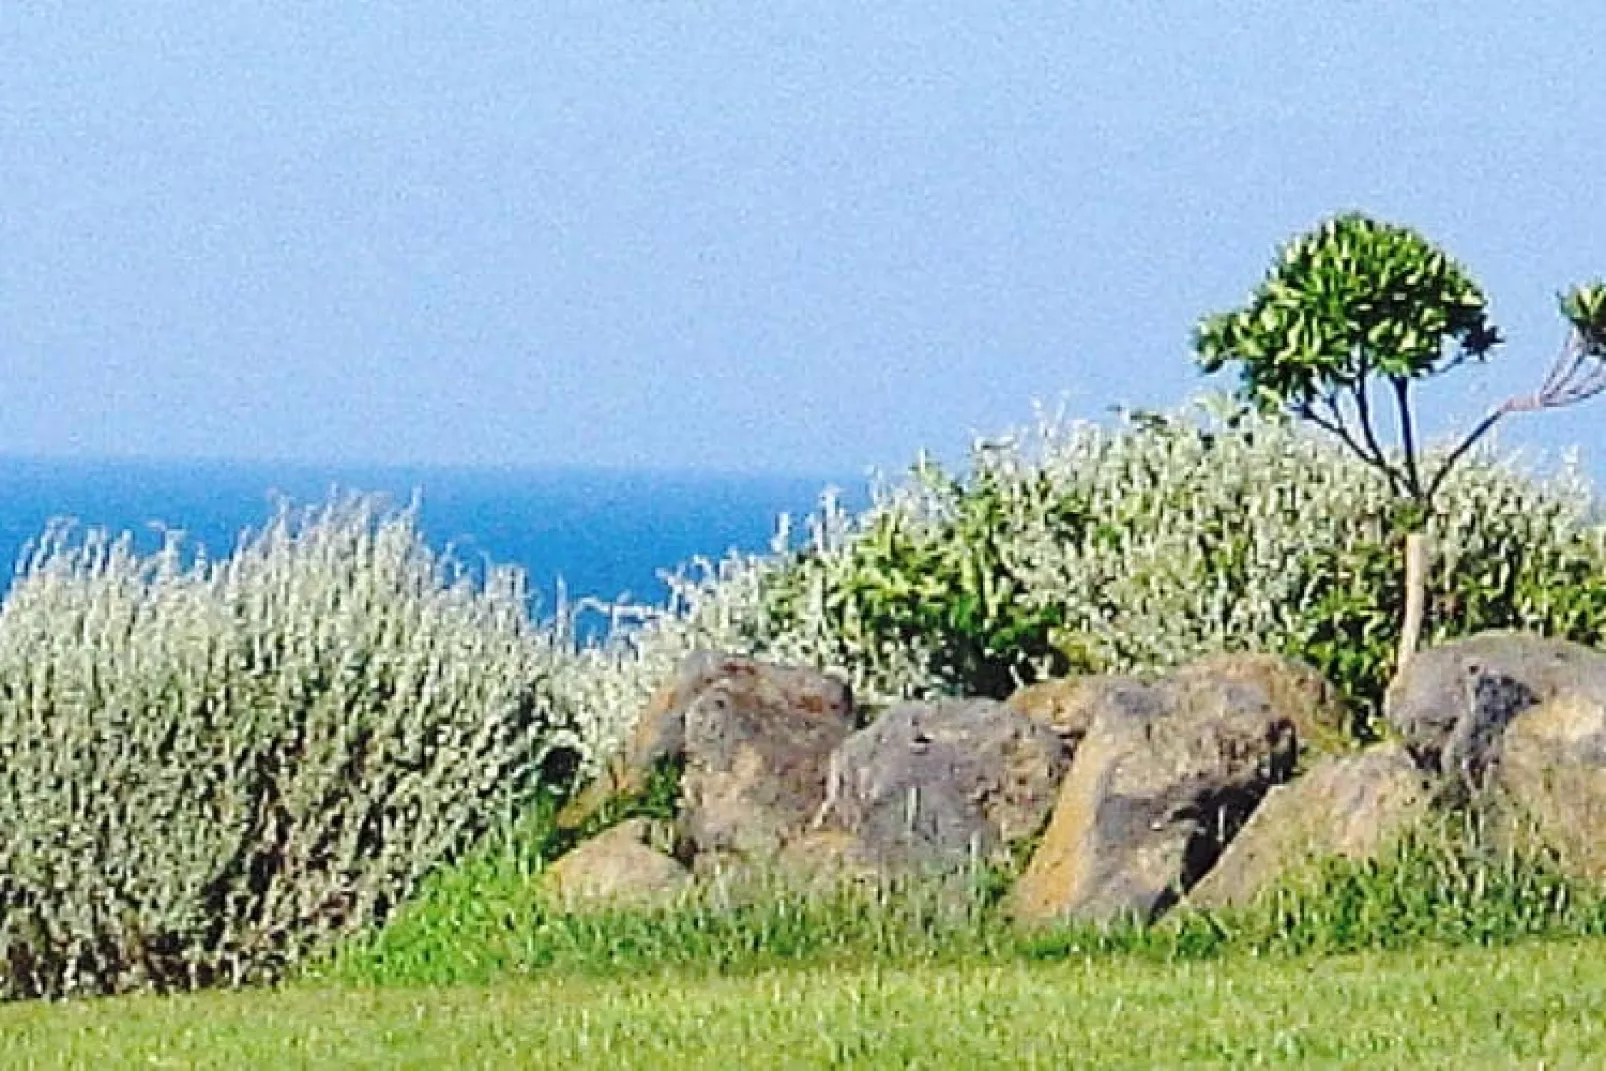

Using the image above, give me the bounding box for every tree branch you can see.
[1348,377,1405,493]
[1425,332,1606,505]
[1300,392,1401,496]
[1535,332,1606,408]
[1424,404,1510,505]
[1391,376,1424,502]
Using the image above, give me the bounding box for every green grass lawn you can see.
[4,937,1603,1069]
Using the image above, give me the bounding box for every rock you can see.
[1008,671,1297,924]
[557,650,744,829]
[1493,691,1606,882]
[788,698,1071,880]
[1171,652,1353,759]
[678,657,858,870]
[1006,675,1140,749]
[559,652,856,837]
[1008,656,1347,763]
[1384,631,1606,789]
[1186,743,1431,910]
[771,829,886,892]
[543,818,692,911]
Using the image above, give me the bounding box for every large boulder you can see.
[1007,655,1349,765]
[558,650,752,829]
[1171,652,1353,760]
[784,698,1071,881]
[1008,671,1298,924]
[543,818,692,911]
[1186,743,1431,910]
[1384,632,1606,790]
[558,652,858,859]
[1493,690,1606,882]
[678,657,859,870]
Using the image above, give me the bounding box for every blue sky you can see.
[3,4,1602,479]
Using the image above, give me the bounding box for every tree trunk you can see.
[1396,530,1429,677]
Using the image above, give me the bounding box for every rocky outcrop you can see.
[1384,632,1606,789]
[1186,743,1431,910]
[542,818,692,911]
[545,633,1606,926]
[1005,675,1133,748]
[1494,690,1606,882]
[1008,670,1298,924]
[785,698,1070,880]
[555,651,857,870]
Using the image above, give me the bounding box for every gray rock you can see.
[789,698,1071,879]
[1384,631,1606,791]
[1005,675,1141,751]
[558,649,753,829]
[1008,670,1298,924]
[560,651,857,847]
[1494,691,1606,882]
[678,658,859,869]
[1170,652,1353,759]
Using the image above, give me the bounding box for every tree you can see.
[1195,211,1606,672]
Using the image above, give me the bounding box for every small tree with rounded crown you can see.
[1195,211,1606,673]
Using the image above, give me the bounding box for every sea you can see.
[0,457,872,637]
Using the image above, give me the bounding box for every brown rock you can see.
[1494,690,1606,882]
[1187,743,1431,910]
[559,652,856,834]
[1008,656,1347,764]
[773,829,886,891]
[543,818,692,911]
[678,658,858,870]
[1006,675,1141,749]
[557,650,739,829]
[788,698,1071,880]
[1172,652,1353,759]
[1008,672,1297,924]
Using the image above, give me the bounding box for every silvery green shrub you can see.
[0,496,580,999]
[631,398,1606,735]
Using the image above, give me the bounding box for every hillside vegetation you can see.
[591,398,1606,744]
[4,398,1606,999]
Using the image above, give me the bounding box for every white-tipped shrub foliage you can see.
[7,399,1603,998]
[0,496,580,999]
[631,399,1606,734]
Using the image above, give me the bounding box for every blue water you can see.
[0,457,870,631]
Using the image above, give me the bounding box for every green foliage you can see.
[1196,212,1499,410]
[20,941,1606,1067]
[0,497,582,1000]
[320,831,1016,987]
[759,460,1075,697]
[1563,282,1606,352]
[321,778,1606,990]
[1194,213,1606,528]
[1194,812,1606,958]
[1196,212,1502,512]
[6,394,1603,1007]
[740,404,1606,730]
